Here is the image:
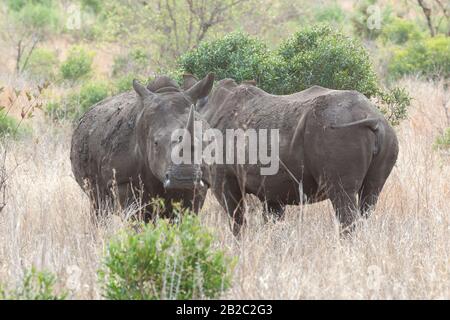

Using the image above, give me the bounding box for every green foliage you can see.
[7,0,54,12]
[381,17,424,45]
[112,48,150,78]
[276,25,380,97]
[112,74,136,94]
[434,128,450,151]
[81,0,102,14]
[12,0,60,32]
[99,214,235,300]
[179,26,410,125]
[46,81,109,121]
[377,87,411,126]
[351,0,392,40]
[313,2,346,26]
[388,35,450,79]
[179,32,272,86]
[60,46,94,81]
[0,111,25,138]
[0,267,66,300]
[23,48,58,81]
[180,27,380,96]
[77,81,109,113]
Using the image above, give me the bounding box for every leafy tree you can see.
[1,0,60,74]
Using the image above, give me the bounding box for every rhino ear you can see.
[185,72,214,103]
[182,74,199,90]
[133,79,154,99]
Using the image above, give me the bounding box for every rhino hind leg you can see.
[328,187,360,235]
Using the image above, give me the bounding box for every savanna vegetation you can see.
[0,0,448,299]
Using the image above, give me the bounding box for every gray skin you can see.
[183,75,399,236]
[70,73,215,221]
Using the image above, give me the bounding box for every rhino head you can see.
[132,73,214,191]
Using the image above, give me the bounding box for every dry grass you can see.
[0,78,448,299]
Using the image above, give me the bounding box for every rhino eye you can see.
[178,136,183,143]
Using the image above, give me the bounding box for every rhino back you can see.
[70,91,142,189]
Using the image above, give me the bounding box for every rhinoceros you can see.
[183,75,398,235]
[70,73,215,220]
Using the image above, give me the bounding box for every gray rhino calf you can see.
[70,74,214,220]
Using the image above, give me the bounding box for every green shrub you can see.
[434,128,450,151]
[24,48,58,81]
[388,35,450,79]
[0,267,66,300]
[99,214,235,300]
[112,48,150,78]
[0,111,25,138]
[7,0,54,12]
[14,1,59,31]
[381,17,424,45]
[81,0,102,14]
[112,74,136,94]
[276,25,380,96]
[179,32,272,87]
[60,46,94,81]
[377,87,411,126]
[178,26,410,125]
[77,81,109,113]
[350,0,392,40]
[46,81,109,121]
[313,2,346,26]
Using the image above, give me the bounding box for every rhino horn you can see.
[185,72,214,102]
[133,79,155,99]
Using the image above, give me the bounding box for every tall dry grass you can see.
[0,78,448,299]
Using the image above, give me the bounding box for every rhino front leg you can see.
[213,176,246,237]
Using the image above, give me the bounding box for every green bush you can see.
[112,48,150,78]
[24,48,58,81]
[0,267,66,300]
[0,111,26,138]
[77,81,109,113]
[276,25,380,96]
[434,128,450,151]
[99,214,235,300]
[60,46,94,81]
[178,26,410,125]
[179,32,272,87]
[377,87,411,126]
[13,1,60,32]
[388,35,450,79]
[350,0,392,40]
[179,27,379,97]
[112,74,136,94]
[46,81,109,121]
[380,17,424,45]
[313,2,346,26]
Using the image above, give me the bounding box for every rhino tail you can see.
[330,118,382,156]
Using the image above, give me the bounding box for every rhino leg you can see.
[328,187,359,235]
[213,176,246,237]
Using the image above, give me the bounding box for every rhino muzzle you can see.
[163,164,208,190]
